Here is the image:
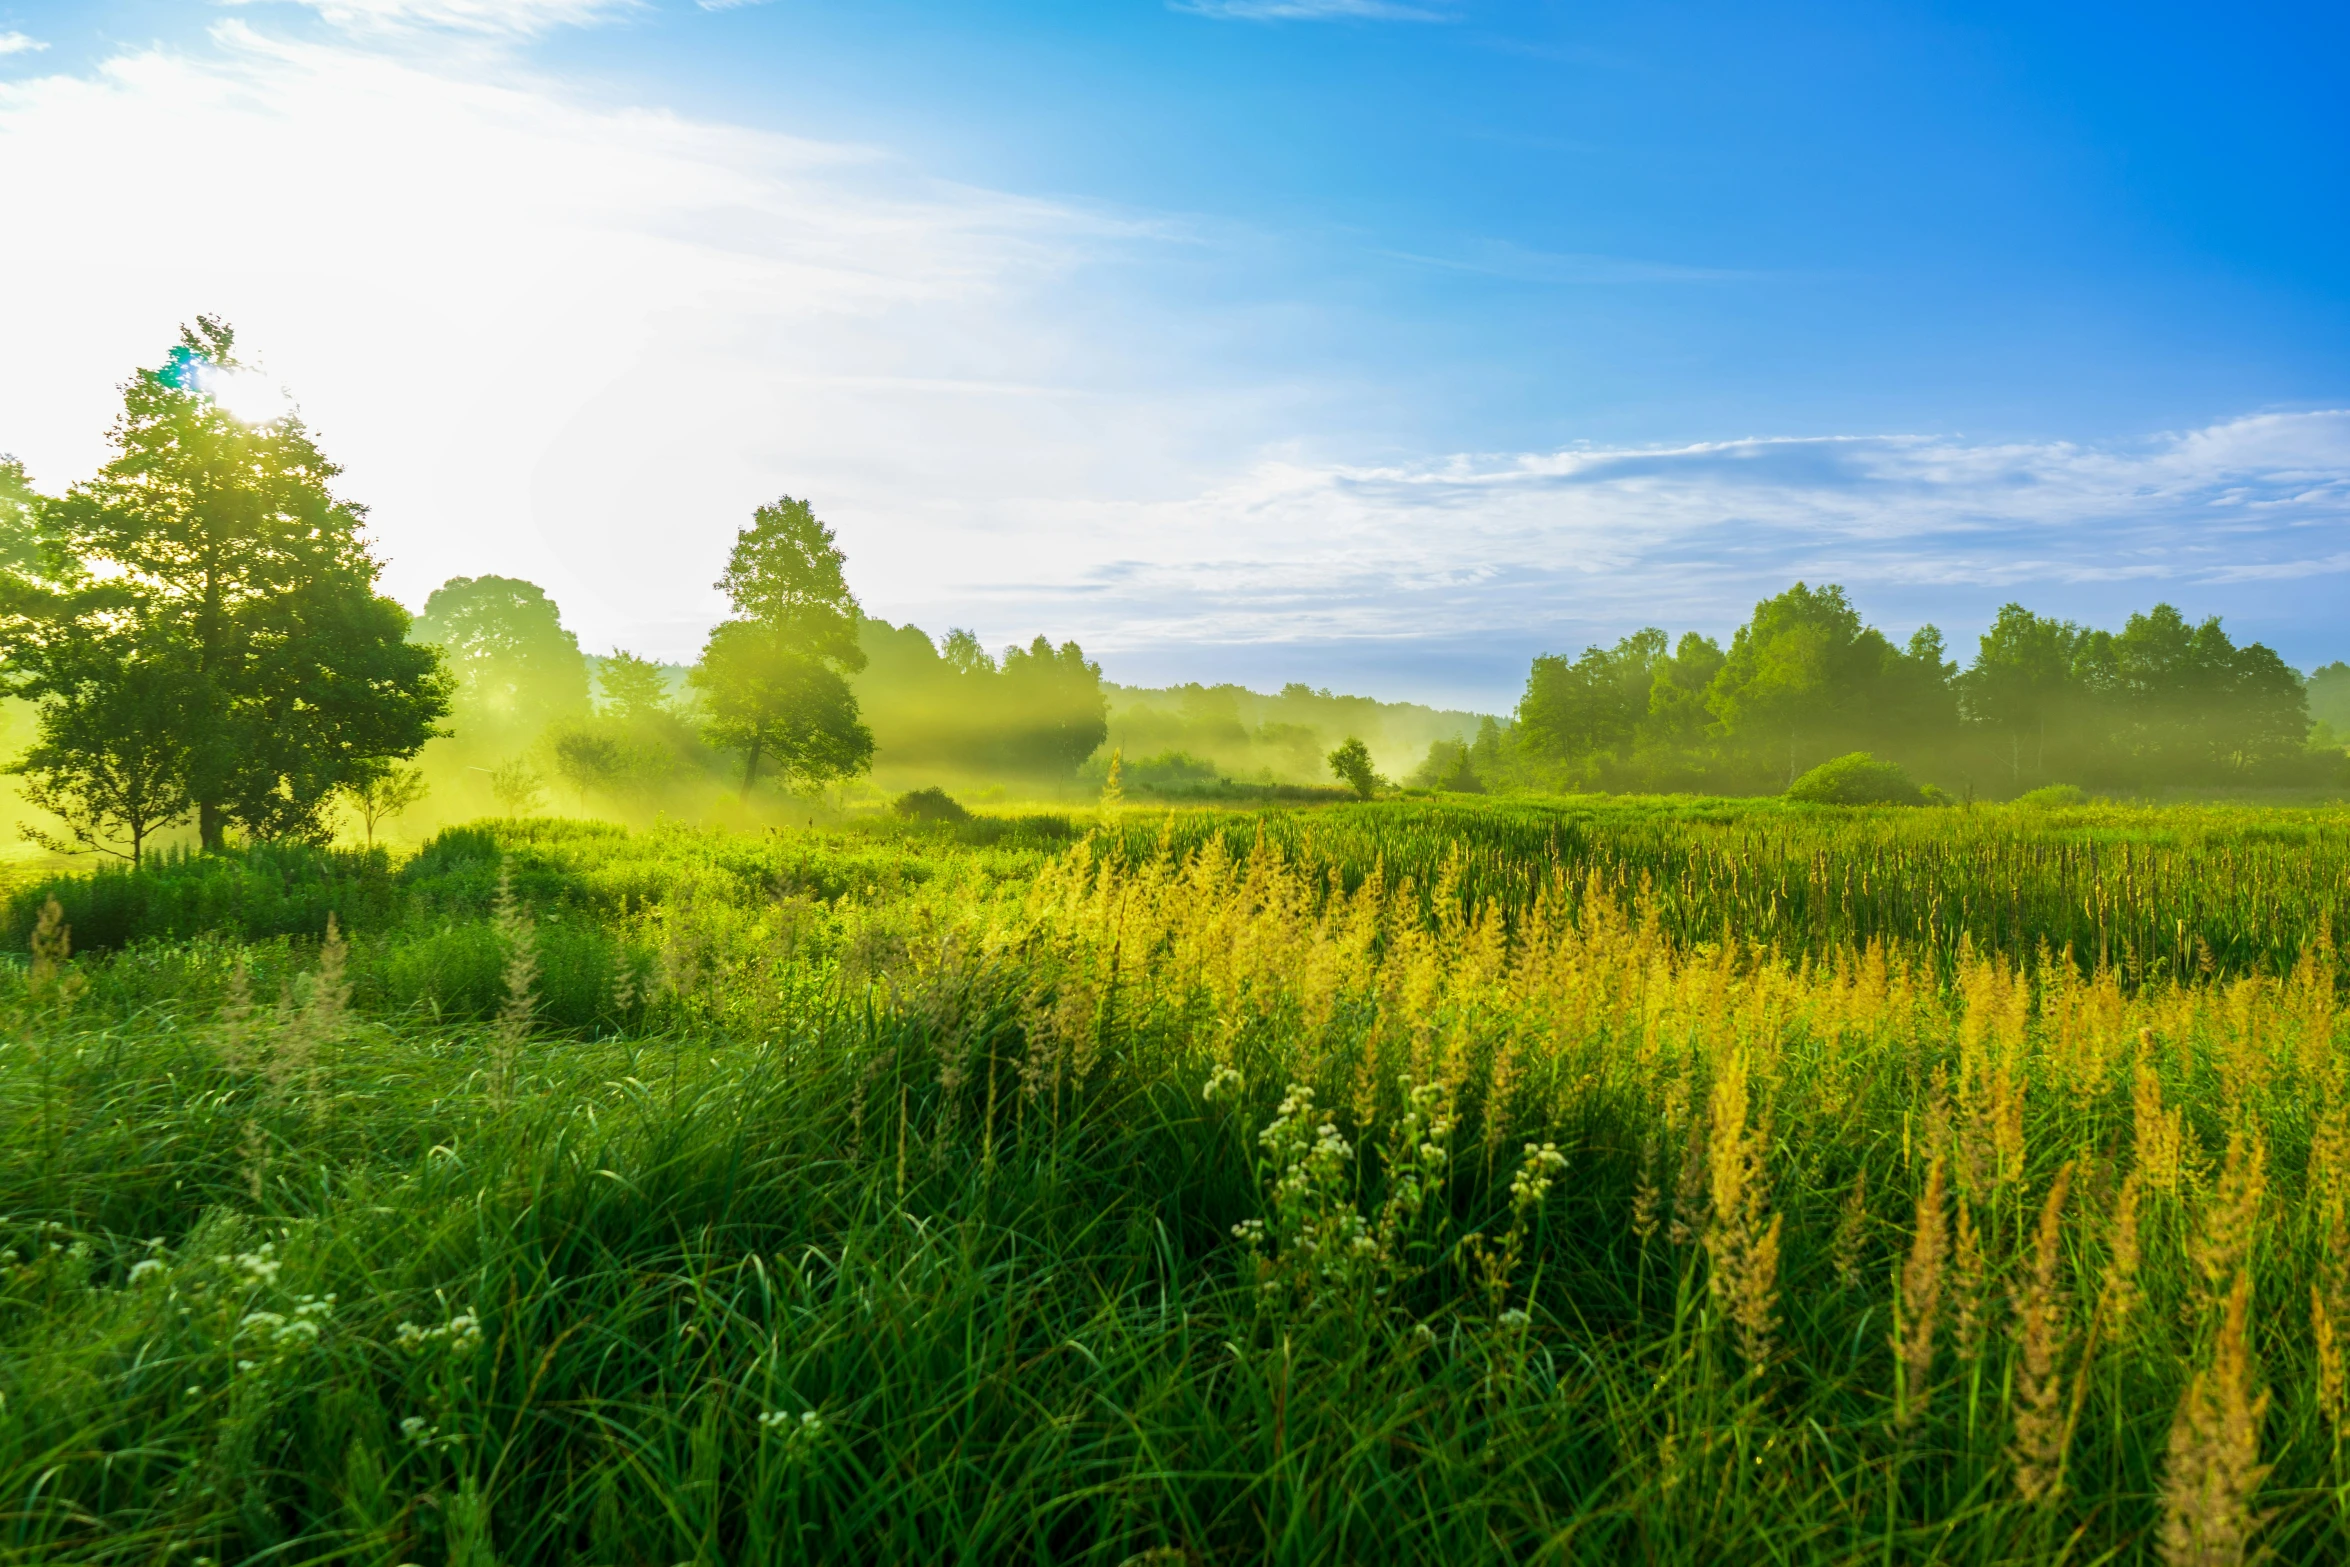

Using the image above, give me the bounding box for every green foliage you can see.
[545,719,671,808]
[711,496,864,672]
[7,319,448,850]
[2014,783,2089,809]
[854,620,1109,778]
[1328,735,1378,799]
[1509,582,2332,798]
[2313,661,2350,733]
[593,647,673,722]
[892,786,968,822]
[1784,751,1936,806]
[11,622,195,863]
[412,575,590,739]
[487,757,545,815]
[342,763,427,847]
[693,498,875,793]
[1409,737,1485,793]
[689,619,873,793]
[0,453,51,577]
[3,800,2349,1563]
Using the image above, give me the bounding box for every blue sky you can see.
[1,0,2345,708]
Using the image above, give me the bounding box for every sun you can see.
[158,344,295,426]
[195,362,296,427]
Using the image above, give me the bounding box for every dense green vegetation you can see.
[3,794,2347,1563]
[1494,584,2349,799]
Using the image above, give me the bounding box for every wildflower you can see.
[2157,1272,2271,1567]
[401,1416,432,1443]
[2191,1132,2266,1301]
[2103,1171,2145,1349]
[2314,1284,2344,1449]
[127,1258,166,1285]
[1894,1153,1950,1430]
[1704,1051,1781,1378]
[1631,1132,1662,1246]
[1951,1197,1988,1364]
[1831,1168,1869,1292]
[2007,1164,2075,1505]
[1202,1065,1243,1102]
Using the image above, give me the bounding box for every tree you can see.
[691,497,874,794]
[2312,662,2350,734]
[489,758,546,815]
[1644,632,1726,749]
[692,620,873,792]
[345,764,427,847]
[2090,605,2306,779]
[712,496,863,668]
[1958,604,2083,784]
[1705,584,1948,782]
[0,456,50,578]
[596,649,672,723]
[1328,736,1378,799]
[1516,629,1665,764]
[14,626,195,865]
[412,575,589,740]
[547,719,670,809]
[996,635,1109,774]
[32,319,447,849]
[940,628,996,676]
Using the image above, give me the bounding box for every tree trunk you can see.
[741,742,762,795]
[200,800,225,853]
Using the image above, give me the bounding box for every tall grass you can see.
[0,800,2343,1562]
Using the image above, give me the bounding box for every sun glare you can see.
[195,363,295,427]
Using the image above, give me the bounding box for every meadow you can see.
[2,793,2347,1564]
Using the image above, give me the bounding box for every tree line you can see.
[0,321,1112,861]
[1475,581,2340,798]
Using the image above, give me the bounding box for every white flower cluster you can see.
[1509,1142,1569,1211]
[239,1296,334,1346]
[1202,1065,1244,1102]
[395,1309,484,1358]
[1232,1086,1380,1312]
[759,1408,827,1449]
[211,1243,283,1287]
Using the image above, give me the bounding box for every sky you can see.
[0,0,2345,710]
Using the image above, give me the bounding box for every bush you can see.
[1785,752,1935,807]
[893,787,970,823]
[2015,783,2089,808]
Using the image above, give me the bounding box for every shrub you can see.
[2015,783,2089,808]
[894,787,970,823]
[1785,752,1934,807]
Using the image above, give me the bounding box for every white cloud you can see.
[0,22,1187,660]
[0,21,2342,709]
[274,0,640,37]
[0,31,49,55]
[965,414,2350,673]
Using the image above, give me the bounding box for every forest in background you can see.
[3,321,2349,871]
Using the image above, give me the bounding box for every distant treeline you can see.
[1422,583,2350,800]
[8,322,2345,859]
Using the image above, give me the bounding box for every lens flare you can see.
[158,345,294,426]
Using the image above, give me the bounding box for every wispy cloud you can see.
[975,415,2350,666]
[273,0,641,37]
[0,31,48,55]
[1,18,2342,710]
[1173,0,1456,22]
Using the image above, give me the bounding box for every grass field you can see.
[2,794,2347,1564]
